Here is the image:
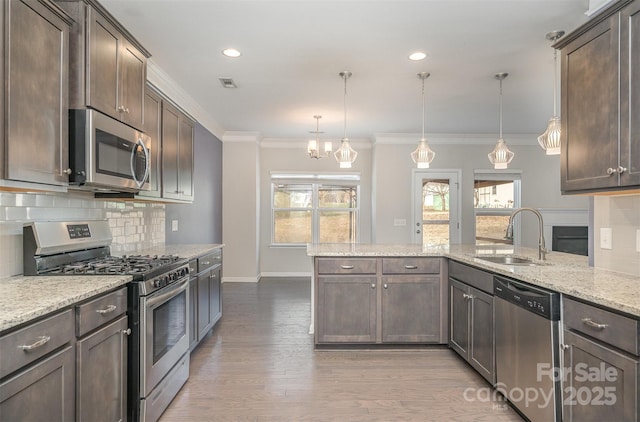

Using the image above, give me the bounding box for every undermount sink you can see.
[474,255,538,266]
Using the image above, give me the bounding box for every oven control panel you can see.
[142,263,190,295]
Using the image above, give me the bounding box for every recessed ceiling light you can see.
[409,52,427,61]
[222,48,241,58]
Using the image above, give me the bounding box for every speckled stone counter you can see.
[130,244,223,261]
[0,274,132,333]
[307,243,640,318]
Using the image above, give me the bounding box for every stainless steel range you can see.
[23,220,190,422]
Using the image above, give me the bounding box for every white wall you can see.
[593,194,640,276]
[222,135,261,282]
[373,137,590,248]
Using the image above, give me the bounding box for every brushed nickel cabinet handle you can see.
[581,318,608,330]
[96,304,117,314]
[18,336,50,351]
[463,293,473,300]
[607,167,616,175]
[404,265,418,270]
[561,344,570,350]
[202,261,210,266]
[340,265,354,270]
[617,166,627,174]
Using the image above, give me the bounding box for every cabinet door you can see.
[561,15,620,192]
[140,85,162,197]
[316,276,377,343]
[178,117,195,201]
[0,346,75,422]
[563,330,639,422]
[161,102,180,199]
[620,1,640,187]
[197,271,212,340]
[119,40,145,129]
[5,0,69,186]
[210,266,222,326]
[76,315,128,422]
[381,275,441,343]
[87,7,120,120]
[469,287,495,384]
[449,278,470,357]
[188,277,198,351]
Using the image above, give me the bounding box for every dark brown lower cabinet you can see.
[562,330,639,421]
[0,346,75,421]
[76,315,128,422]
[189,250,223,350]
[449,278,495,384]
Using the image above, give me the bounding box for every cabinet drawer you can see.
[382,258,440,274]
[563,297,639,356]
[317,258,377,275]
[448,260,493,294]
[0,309,74,379]
[76,288,127,337]
[198,250,221,272]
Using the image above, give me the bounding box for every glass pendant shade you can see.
[411,72,435,168]
[488,138,514,169]
[307,115,332,159]
[411,139,435,168]
[488,73,514,169]
[335,71,357,168]
[538,31,564,156]
[538,116,561,155]
[335,139,357,168]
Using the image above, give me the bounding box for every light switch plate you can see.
[171,220,178,232]
[394,218,407,227]
[600,227,612,250]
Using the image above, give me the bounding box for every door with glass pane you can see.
[413,171,460,245]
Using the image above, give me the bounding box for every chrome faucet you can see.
[505,207,548,261]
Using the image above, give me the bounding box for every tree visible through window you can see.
[272,173,359,245]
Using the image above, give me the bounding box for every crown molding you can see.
[147,60,226,139]
[222,132,262,143]
[373,133,540,146]
[261,137,373,149]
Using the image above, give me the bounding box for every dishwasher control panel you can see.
[494,276,560,320]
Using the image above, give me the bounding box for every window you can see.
[474,171,521,245]
[271,173,360,245]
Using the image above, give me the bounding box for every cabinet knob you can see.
[617,166,627,174]
[371,283,376,289]
[606,167,616,175]
[62,168,72,175]
[122,328,132,336]
[118,106,130,114]
[561,343,570,350]
[463,293,473,300]
[383,284,388,289]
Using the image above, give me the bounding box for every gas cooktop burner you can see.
[45,254,183,277]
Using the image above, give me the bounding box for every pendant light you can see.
[537,30,565,155]
[488,72,514,169]
[334,71,358,169]
[307,115,332,159]
[411,72,436,168]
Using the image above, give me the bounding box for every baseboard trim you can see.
[222,276,260,283]
[259,272,312,278]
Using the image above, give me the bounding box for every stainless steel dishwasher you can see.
[494,275,561,422]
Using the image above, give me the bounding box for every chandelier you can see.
[307,115,332,159]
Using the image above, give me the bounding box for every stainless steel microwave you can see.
[68,109,150,192]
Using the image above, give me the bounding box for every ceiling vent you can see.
[218,77,237,88]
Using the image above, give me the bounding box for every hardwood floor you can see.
[160,278,522,421]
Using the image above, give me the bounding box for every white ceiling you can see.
[100,0,591,142]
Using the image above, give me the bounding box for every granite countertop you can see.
[0,244,224,334]
[0,274,132,333]
[307,243,640,318]
[129,243,224,261]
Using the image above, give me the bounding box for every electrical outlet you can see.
[394,218,407,227]
[636,229,640,253]
[600,227,612,250]
[171,220,178,232]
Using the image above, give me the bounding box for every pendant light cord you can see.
[499,78,503,139]
[343,75,348,140]
[553,48,558,116]
[421,77,425,140]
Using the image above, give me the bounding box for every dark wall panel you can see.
[165,123,222,244]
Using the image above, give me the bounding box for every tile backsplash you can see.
[593,194,640,277]
[0,191,165,278]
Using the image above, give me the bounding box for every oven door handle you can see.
[147,278,189,309]
[130,137,150,189]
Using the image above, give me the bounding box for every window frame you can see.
[473,170,522,246]
[270,172,360,247]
